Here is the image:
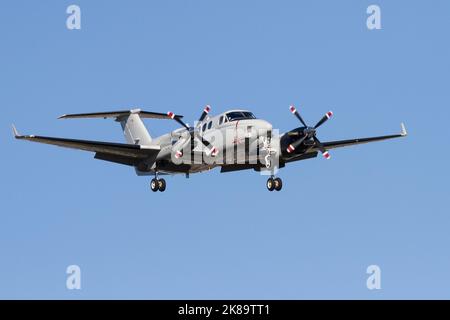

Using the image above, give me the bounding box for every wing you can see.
[282,151,319,164]
[13,126,160,165]
[317,123,408,151]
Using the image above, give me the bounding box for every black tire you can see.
[150,178,159,192]
[266,178,275,191]
[274,178,283,191]
[158,178,166,192]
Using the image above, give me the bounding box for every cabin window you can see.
[246,126,253,138]
[208,121,212,130]
[202,123,207,132]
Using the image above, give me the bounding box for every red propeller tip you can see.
[167,111,175,119]
[204,105,211,113]
[289,105,297,114]
[323,151,331,159]
[286,144,295,153]
[211,147,219,157]
[326,111,333,119]
[175,150,183,158]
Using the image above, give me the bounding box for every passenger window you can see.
[202,123,207,132]
[246,126,253,137]
[208,121,212,129]
[219,116,224,125]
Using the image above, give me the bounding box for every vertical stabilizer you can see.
[118,110,152,145]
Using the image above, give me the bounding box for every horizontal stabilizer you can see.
[58,109,183,120]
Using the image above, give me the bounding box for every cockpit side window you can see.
[202,123,207,132]
[219,116,224,125]
[208,121,212,129]
[242,112,256,119]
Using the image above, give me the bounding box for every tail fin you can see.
[119,112,153,145]
[59,108,183,146]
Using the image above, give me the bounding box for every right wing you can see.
[13,125,160,165]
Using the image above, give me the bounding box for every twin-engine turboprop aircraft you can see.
[13,105,407,192]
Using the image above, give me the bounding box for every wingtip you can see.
[12,124,19,137]
[58,114,67,119]
[400,122,407,136]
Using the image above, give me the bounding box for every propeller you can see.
[167,105,218,159]
[286,105,332,159]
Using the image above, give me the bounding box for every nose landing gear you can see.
[266,177,282,192]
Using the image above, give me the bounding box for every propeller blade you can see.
[174,138,218,158]
[172,136,191,159]
[167,111,190,131]
[173,135,197,161]
[198,105,211,123]
[289,105,308,127]
[314,111,333,129]
[168,110,218,158]
[286,135,308,154]
[313,136,331,159]
[208,146,219,157]
[194,132,219,157]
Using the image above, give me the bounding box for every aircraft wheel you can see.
[274,178,283,191]
[158,178,166,192]
[266,178,275,191]
[150,178,159,192]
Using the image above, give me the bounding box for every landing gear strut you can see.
[266,176,282,192]
[150,172,166,192]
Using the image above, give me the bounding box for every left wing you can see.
[318,123,408,151]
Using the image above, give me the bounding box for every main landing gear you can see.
[266,177,282,192]
[150,173,166,192]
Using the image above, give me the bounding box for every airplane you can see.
[12,105,407,192]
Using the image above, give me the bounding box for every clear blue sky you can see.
[1,0,449,299]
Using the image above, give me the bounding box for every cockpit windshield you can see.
[226,111,256,122]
